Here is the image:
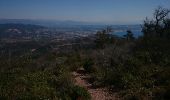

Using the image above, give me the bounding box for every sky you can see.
[0,0,170,24]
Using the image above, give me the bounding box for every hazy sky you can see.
[0,0,170,24]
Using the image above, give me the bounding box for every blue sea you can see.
[114,30,143,38]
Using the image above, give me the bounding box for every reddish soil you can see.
[72,68,119,100]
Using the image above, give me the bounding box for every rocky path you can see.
[72,68,119,100]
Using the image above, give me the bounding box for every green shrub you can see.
[83,58,95,73]
[71,86,91,100]
[0,66,91,100]
[0,70,58,100]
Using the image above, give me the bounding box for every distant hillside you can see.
[0,23,46,38]
[0,19,95,27]
[0,23,45,30]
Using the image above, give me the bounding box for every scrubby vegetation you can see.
[0,41,91,99]
[80,7,170,100]
[0,7,170,100]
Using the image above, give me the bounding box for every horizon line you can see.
[0,18,142,25]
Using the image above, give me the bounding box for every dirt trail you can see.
[72,68,119,100]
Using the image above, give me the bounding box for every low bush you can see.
[0,66,90,100]
[71,86,91,100]
[83,58,96,73]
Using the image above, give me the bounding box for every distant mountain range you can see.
[0,19,102,27]
[0,19,141,27]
